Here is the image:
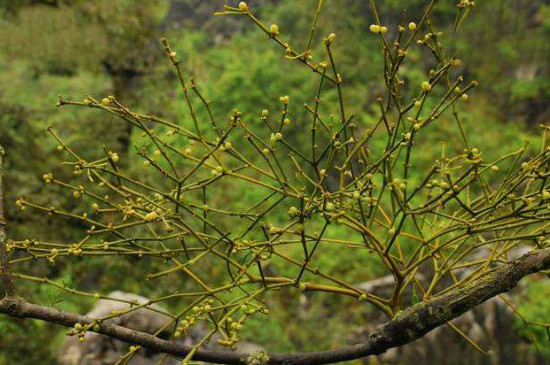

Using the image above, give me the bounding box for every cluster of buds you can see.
[457,0,475,8]
[67,244,83,256]
[69,321,99,342]
[174,316,196,338]
[42,172,54,184]
[287,206,300,217]
[369,24,388,34]
[210,165,225,176]
[324,33,336,44]
[270,132,283,143]
[100,95,115,106]
[15,197,26,211]
[144,210,160,222]
[108,151,120,163]
[279,95,290,104]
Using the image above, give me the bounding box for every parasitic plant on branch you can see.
[2,1,550,364]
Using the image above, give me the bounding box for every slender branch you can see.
[2,247,549,365]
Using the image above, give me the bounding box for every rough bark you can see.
[0,145,15,297]
[1,247,550,365]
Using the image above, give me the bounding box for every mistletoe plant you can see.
[2,1,550,364]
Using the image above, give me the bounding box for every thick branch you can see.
[1,247,549,364]
[0,145,15,297]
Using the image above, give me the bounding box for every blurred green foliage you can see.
[1,0,550,364]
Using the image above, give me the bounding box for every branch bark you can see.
[1,247,549,365]
[0,145,15,297]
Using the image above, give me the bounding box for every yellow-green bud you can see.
[144,211,159,222]
[109,151,119,162]
[369,24,381,34]
[269,24,279,35]
[42,173,53,184]
[238,1,248,11]
[279,95,290,104]
[288,206,299,216]
[270,132,283,142]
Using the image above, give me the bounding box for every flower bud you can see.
[279,95,290,104]
[269,24,279,35]
[238,1,248,11]
[144,211,159,222]
[421,81,432,92]
[42,173,53,184]
[288,206,299,216]
[109,151,119,163]
[270,132,283,142]
[369,24,381,34]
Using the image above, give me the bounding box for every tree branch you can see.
[0,145,15,297]
[1,247,549,365]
